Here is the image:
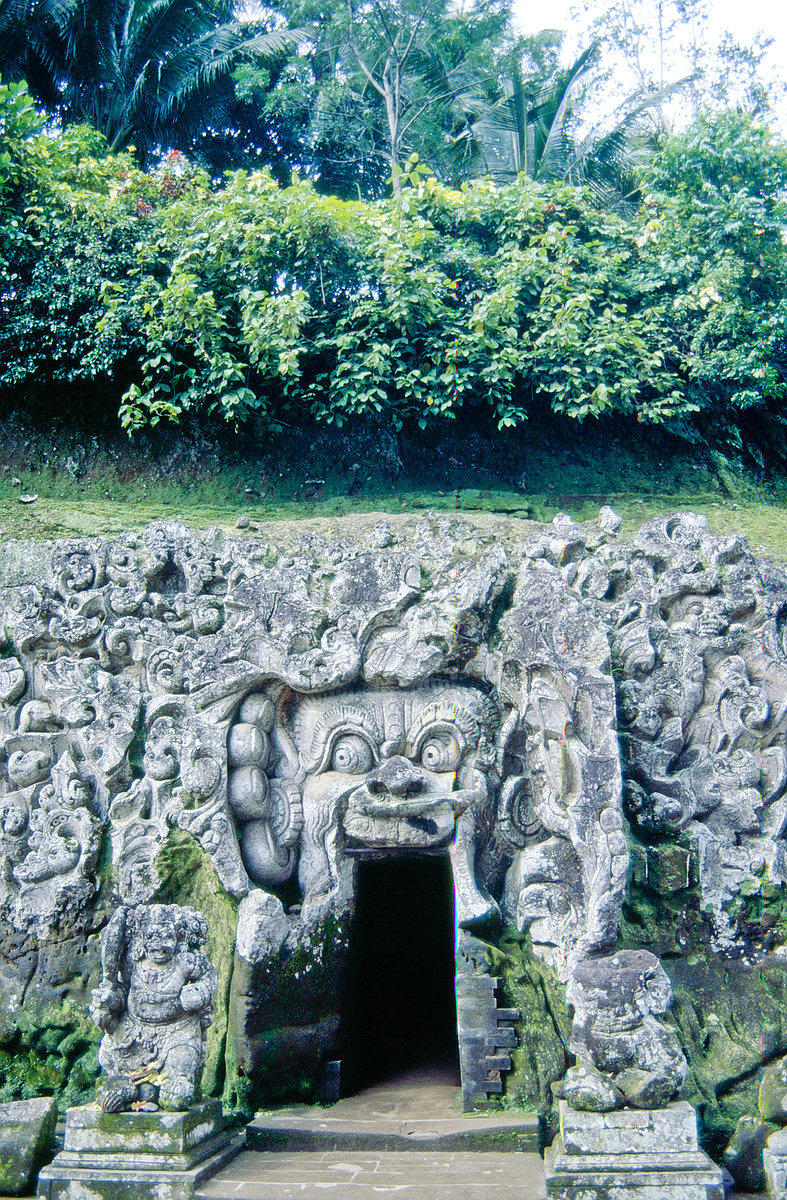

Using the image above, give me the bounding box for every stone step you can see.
[245,1109,539,1154]
[195,1148,547,1199]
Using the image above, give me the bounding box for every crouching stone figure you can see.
[90,903,217,1112]
[563,949,687,1111]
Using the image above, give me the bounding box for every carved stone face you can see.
[290,686,494,851]
[142,914,178,964]
[0,799,27,837]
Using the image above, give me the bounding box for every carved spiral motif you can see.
[419,731,461,773]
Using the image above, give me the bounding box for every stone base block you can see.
[545,1100,724,1200]
[764,1128,787,1198]
[37,1101,242,1200]
[0,1097,57,1196]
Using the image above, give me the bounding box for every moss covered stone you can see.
[154,830,240,1103]
[494,927,571,1139]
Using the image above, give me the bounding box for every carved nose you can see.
[366,756,426,798]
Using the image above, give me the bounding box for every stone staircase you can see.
[196,1073,545,1200]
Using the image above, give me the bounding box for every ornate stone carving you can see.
[3,510,787,1116]
[247,683,503,928]
[90,903,217,1112]
[563,950,687,1111]
[499,563,627,976]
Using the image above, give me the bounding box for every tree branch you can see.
[346,0,387,98]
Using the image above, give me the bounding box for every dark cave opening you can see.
[340,853,460,1094]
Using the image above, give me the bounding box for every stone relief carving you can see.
[3,510,787,1110]
[0,727,102,938]
[250,684,504,928]
[90,903,217,1111]
[562,950,687,1111]
[579,512,787,950]
[498,566,627,976]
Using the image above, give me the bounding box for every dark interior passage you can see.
[340,854,460,1094]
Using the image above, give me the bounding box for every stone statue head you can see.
[127,903,209,962]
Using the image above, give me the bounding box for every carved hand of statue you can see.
[179,981,207,1013]
[90,983,125,1032]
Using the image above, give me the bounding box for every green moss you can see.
[153,829,240,1101]
[2,416,787,563]
[232,911,351,1111]
[665,954,787,1156]
[493,926,571,1137]
[723,871,787,952]
[0,996,101,1107]
[616,833,787,1155]
[620,839,709,957]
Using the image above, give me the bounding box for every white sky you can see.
[514,0,787,45]
[514,0,787,128]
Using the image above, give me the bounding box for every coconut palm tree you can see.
[0,0,301,159]
[453,37,694,209]
[451,43,601,182]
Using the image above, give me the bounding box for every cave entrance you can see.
[340,853,460,1095]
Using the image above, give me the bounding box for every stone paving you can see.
[193,1071,761,1200]
[196,1148,547,1199]
[197,1071,545,1199]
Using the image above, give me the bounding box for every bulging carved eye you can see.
[420,732,461,773]
[330,734,374,774]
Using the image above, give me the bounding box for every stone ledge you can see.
[246,1109,540,1153]
[548,1149,722,1173]
[46,1126,239,1173]
[559,1099,700,1156]
[62,1101,225,1156]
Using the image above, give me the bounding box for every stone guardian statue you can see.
[90,903,217,1111]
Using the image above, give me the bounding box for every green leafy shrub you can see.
[2,82,786,460]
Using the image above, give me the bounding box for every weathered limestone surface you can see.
[544,1099,724,1199]
[563,950,686,1112]
[37,1100,241,1200]
[765,1126,787,1198]
[91,902,217,1112]
[0,1097,56,1195]
[1,509,787,1151]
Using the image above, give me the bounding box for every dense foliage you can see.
[1,78,786,459]
[0,0,298,161]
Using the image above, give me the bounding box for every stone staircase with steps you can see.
[195,1072,546,1200]
[456,971,520,1108]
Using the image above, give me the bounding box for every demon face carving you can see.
[233,684,502,928]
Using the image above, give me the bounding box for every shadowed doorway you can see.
[340,854,460,1095]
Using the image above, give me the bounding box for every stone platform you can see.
[37,1100,242,1200]
[247,1073,539,1153]
[198,1072,544,1199]
[544,1100,724,1200]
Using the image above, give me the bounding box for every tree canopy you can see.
[2,77,785,463]
[0,0,299,159]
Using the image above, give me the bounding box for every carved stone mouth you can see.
[348,792,455,819]
[343,787,456,847]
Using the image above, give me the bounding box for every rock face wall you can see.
[1,511,787,1152]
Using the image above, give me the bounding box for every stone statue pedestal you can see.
[544,1100,724,1200]
[764,1127,787,1198]
[37,1100,241,1200]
